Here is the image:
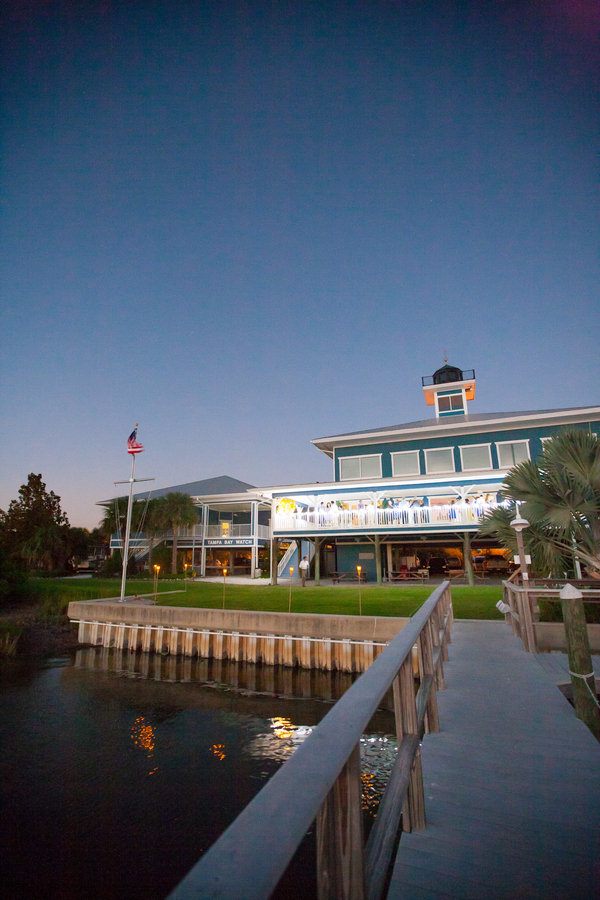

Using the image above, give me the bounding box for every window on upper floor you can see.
[437,393,464,413]
[339,454,382,480]
[424,447,455,474]
[391,450,421,477]
[459,444,492,471]
[497,440,530,468]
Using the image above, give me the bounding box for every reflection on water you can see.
[245,717,398,816]
[73,645,396,707]
[0,650,396,900]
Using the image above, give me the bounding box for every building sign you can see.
[205,538,254,546]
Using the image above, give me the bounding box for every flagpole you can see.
[120,452,136,602]
[115,426,153,603]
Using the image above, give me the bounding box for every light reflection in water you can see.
[130,716,158,775]
[76,648,397,821]
[245,718,397,819]
[5,650,400,900]
[131,716,155,752]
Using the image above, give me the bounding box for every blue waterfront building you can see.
[259,363,600,582]
[104,476,271,577]
[104,364,599,582]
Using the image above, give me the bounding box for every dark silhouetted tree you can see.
[1,474,70,570]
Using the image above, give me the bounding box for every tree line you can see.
[0,474,198,579]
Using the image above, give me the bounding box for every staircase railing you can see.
[277,541,297,577]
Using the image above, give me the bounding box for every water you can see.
[0,651,396,900]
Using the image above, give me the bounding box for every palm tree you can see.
[143,498,163,573]
[99,497,149,566]
[156,493,198,574]
[479,430,600,578]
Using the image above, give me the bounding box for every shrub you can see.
[0,621,23,655]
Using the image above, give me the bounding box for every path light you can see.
[510,513,530,583]
[357,565,362,616]
[222,567,227,609]
[289,566,294,613]
[153,564,160,602]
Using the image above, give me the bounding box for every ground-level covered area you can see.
[275,534,512,583]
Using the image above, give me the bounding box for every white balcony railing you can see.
[111,522,270,549]
[206,523,252,538]
[175,525,205,538]
[274,501,502,532]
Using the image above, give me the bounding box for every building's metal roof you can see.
[312,407,600,444]
[99,475,255,505]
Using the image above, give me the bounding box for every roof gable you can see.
[99,475,255,504]
[311,406,600,454]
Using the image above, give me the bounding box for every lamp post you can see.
[510,513,530,583]
[153,564,160,603]
[289,566,294,613]
[357,565,362,616]
[222,567,227,609]
[511,512,536,650]
[184,563,189,591]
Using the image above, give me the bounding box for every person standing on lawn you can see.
[299,556,309,586]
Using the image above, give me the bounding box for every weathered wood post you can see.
[374,534,382,585]
[560,584,600,742]
[398,655,426,831]
[314,537,323,586]
[271,537,278,586]
[316,743,366,900]
[462,532,474,586]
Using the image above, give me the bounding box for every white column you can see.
[252,500,259,578]
[200,503,208,576]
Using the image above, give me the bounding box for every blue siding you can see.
[336,543,377,581]
[333,420,599,482]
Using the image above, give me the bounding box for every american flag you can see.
[127,426,144,454]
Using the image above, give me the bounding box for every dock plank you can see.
[388,621,600,900]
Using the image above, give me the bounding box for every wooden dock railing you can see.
[502,580,600,654]
[166,582,453,900]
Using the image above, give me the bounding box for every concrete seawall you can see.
[68,600,410,673]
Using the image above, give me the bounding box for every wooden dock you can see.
[389,621,600,900]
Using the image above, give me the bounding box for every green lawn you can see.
[153,581,503,620]
[25,578,504,619]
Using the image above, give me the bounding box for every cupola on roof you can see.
[432,363,464,384]
[422,359,476,414]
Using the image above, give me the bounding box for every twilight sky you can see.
[1,0,598,528]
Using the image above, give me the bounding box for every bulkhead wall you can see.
[67,600,408,643]
[67,599,413,672]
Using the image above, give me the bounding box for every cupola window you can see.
[438,394,464,413]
